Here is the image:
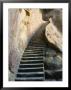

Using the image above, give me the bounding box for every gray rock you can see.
[44,51,62,70]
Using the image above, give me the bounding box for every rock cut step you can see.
[22,54,43,57]
[16,73,44,77]
[21,57,43,60]
[15,77,44,81]
[19,64,43,68]
[18,68,44,72]
[20,60,43,64]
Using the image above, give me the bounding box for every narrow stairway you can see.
[15,27,47,81]
[15,43,46,81]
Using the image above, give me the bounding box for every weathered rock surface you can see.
[41,9,62,52]
[44,48,62,70]
[45,18,62,52]
[44,48,62,81]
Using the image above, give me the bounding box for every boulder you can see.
[45,18,62,52]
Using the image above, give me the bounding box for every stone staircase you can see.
[15,43,46,81]
[15,26,47,81]
[15,27,62,81]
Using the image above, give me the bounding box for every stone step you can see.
[15,77,44,81]
[24,51,43,54]
[26,47,44,49]
[20,60,43,64]
[18,68,44,72]
[21,57,43,60]
[16,73,44,78]
[28,46,45,49]
[18,67,43,70]
[22,53,43,57]
[20,60,43,62]
[25,49,43,52]
[16,72,44,75]
[19,64,43,68]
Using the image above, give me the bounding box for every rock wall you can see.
[43,9,62,52]
[45,18,62,52]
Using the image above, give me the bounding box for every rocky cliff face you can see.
[41,9,62,52]
[45,18,62,52]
